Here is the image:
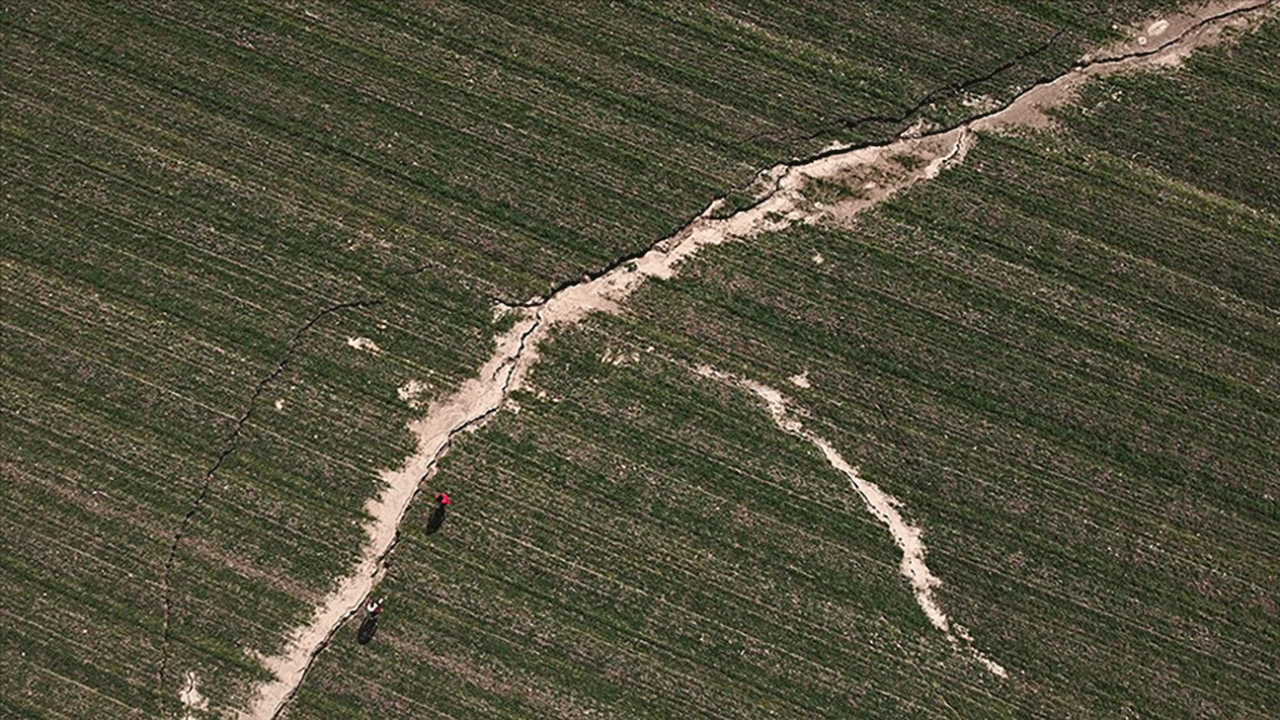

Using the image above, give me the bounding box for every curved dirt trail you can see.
[241,2,1274,716]
[695,365,1008,677]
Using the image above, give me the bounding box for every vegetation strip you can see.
[246,2,1274,716]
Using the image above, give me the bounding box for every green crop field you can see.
[4,0,1276,718]
[287,15,1279,720]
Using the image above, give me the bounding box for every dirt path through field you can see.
[242,2,1274,715]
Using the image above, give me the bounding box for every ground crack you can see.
[155,296,382,709]
[252,310,540,719]
[481,19,1077,309]
[793,24,1076,144]
[756,1,1275,174]
[250,2,1272,715]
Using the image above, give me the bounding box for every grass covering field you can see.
[287,17,1279,719]
[5,0,1270,717]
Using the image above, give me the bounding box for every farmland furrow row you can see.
[472,499,865,672]
[1,71,393,253]
[658,252,1280,475]
[800,27,1073,143]
[121,0,733,189]
[0,126,365,304]
[3,499,307,648]
[5,375,387,545]
[2,324,239,437]
[0,608,157,709]
[3,251,273,366]
[464,509,1015,714]
[7,208,291,341]
[513,343,1277,648]
[447,0,797,127]
[10,661,130,712]
[435,537,920,720]
[4,437,359,602]
[509,394,905,552]
[250,3,1274,715]
[585,335,1270,582]
[23,664,128,719]
[448,415,1014,713]
[77,5,660,257]
[7,281,424,482]
[405,590,742,720]
[473,420,896,578]
[945,550,1280,682]
[695,366,1008,675]
[1,21,574,296]
[701,216,1280,429]
[638,262,1280,538]
[872,418,1274,591]
[4,166,480,394]
[141,1,710,217]
[828,281,1276,459]
[349,1,757,162]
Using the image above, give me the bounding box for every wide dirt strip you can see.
[242,2,1275,716]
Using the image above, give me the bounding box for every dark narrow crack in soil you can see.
[488,2,1275,309]
[744,0,1275,201]
[482,16,1081,308]
[155,297,382,711]
[796,25,1076,143]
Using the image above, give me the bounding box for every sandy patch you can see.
[346,336,381,354]
[397,379,429,409]
[601,348,641,366]
[789,372,811,389]
[181,671,209,719]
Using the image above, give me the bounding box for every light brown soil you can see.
[241,2,1273,715]
[180,671,208,719]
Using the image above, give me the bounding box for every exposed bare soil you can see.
[242,3,1273,716]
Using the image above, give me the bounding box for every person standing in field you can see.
[426,492,450,535]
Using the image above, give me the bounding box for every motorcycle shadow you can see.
[356,614,379,645]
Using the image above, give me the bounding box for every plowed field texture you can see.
[3,1,1277,719]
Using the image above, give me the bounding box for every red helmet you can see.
[436,492,451,506]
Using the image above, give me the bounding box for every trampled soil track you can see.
[242,2,1275,716]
